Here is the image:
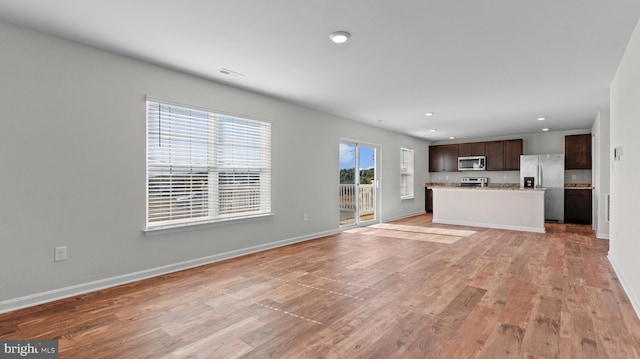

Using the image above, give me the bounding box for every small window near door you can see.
[400,148,414,199]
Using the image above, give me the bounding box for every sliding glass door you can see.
[339,141,379,227]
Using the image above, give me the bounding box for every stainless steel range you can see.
[460,177,488,187]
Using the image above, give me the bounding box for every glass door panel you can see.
[358,145,376,224]
[339,142,357,226]
[339,141,378,227]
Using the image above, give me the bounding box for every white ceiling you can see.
[1,0,639,141]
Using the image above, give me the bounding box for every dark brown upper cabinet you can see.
[458,142,486,157]
[565,134,592,169]
[429,139,522,172]
[504,139,523,170]
[441,145,459,172]
[485,141,505,171]
[428,145,442,172]
[485,139,523,171]
[429,144,459,172]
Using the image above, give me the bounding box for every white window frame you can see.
[400,147,415,199]
[145,99,271,231]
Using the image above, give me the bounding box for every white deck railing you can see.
[339,184,375,215]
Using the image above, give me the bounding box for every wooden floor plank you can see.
[586,286,640,358]
[559,312,599,359]
[521,295,562,358]
[498,280,538,328]
[0,215,639,358]
[437,305,498,358]
[477,323,526,359]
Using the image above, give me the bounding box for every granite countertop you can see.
[425,182,520,189]
[564,183,592,189]
[429,186,546,192]
[425,182,592,190]
[425,183,544,192]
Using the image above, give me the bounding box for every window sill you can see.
[400,196,415,200]
[143,212,274,236]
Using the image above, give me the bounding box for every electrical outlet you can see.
[54,246,67,262]
[303,213,308,221]
[572,174,576,180]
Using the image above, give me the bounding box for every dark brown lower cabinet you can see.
[564,189,592,224]
[425,188,433,213]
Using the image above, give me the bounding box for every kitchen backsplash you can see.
[427,169,592,185]
[428,171,521,184]
[425,182,520,189]
[564,169,592,184]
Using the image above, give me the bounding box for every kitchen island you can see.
[430,187,546,233]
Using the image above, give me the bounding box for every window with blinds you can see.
[400,148,415,199]
[146,100,271,230]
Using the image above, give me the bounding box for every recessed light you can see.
[429,129,437,133]
[425,112,434,116]
[329,31,350,44]
[542,128,550,132]
[537,117,547,121]
[449,136,456,139]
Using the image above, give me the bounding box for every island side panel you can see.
[431,188,545,233]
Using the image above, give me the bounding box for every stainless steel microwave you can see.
[458,156,486,171]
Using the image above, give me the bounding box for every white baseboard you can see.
[607,254,640,321]
[0,228,340,314]
[597,232,610,239]
[432,219,545,233]
[383,210,427,223]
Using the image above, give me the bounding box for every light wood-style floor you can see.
[2,214,640,358]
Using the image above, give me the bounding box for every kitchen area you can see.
[425,132,593,233]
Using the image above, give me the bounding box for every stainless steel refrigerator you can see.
[520,154,564,222]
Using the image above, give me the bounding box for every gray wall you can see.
[0,21,429,308]
[610,18,640,317]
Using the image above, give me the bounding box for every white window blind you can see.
[400,148,415,199]
[146,100,271,230]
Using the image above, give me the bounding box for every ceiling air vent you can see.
[218,68,244,78]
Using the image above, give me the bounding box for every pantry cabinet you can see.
[565,134,591,169]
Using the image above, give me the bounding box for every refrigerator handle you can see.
[539,165,542,187]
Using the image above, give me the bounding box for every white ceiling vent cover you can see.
[218,68,244,78]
